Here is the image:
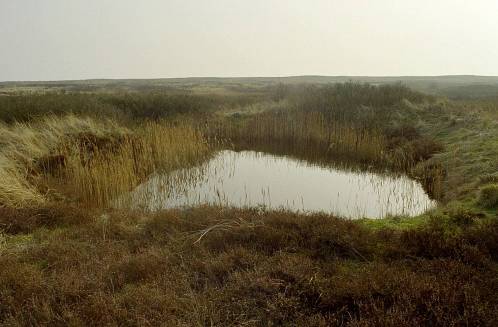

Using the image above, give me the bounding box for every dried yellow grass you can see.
[0,115,209,208]
[64,121,210,207]
[0,115,127,207]
[0,157,45,207]
[0,115,126,166]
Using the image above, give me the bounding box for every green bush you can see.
[446,206,484,226]
[478,184,498,208]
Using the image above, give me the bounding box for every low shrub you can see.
[446,206,484,226]
[479,174,498,184]
[0,204,91,234]
[478,184,498,208]
[2,207,498,325]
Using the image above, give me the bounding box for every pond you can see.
[118,150,436,219]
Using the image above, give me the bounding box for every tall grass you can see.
[64,122,210,207]
[0,115,127,207]
[0,115,210,208]
[0,158,45,207]
[210,110,388,164]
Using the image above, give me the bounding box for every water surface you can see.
[121,150,436,218]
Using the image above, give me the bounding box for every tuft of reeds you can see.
[64,121,210,207]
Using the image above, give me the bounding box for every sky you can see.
[1,0,498,81]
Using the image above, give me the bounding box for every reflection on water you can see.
[118,150,436,219]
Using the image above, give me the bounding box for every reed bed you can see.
[64,122,210,207]
[209,111,388,164]
[0,115,210,208]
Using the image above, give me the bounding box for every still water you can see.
[120,150,436,218]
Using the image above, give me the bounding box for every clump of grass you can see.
[0,115,127,207]
[445,206,484,226]
[478,184,498,208]
[0,158,45,208]
[388,130,443,168]
[0,114,126,167]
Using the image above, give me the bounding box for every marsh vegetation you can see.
[1,81,497,325]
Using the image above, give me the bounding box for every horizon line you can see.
[3,74,498,84]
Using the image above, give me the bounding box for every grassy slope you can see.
[362,99,498,229]
[420,102,498,205]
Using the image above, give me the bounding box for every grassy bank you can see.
[414,99,498,207]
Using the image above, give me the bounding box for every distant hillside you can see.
[2,75,498,99]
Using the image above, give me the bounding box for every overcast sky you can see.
[1,0,498,81]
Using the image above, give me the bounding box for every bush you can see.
[293,82,431,129]
[479,184,498,208]
[446,206,484,226]
[479,174,498,184]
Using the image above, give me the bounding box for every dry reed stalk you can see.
[189,217,265,244]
